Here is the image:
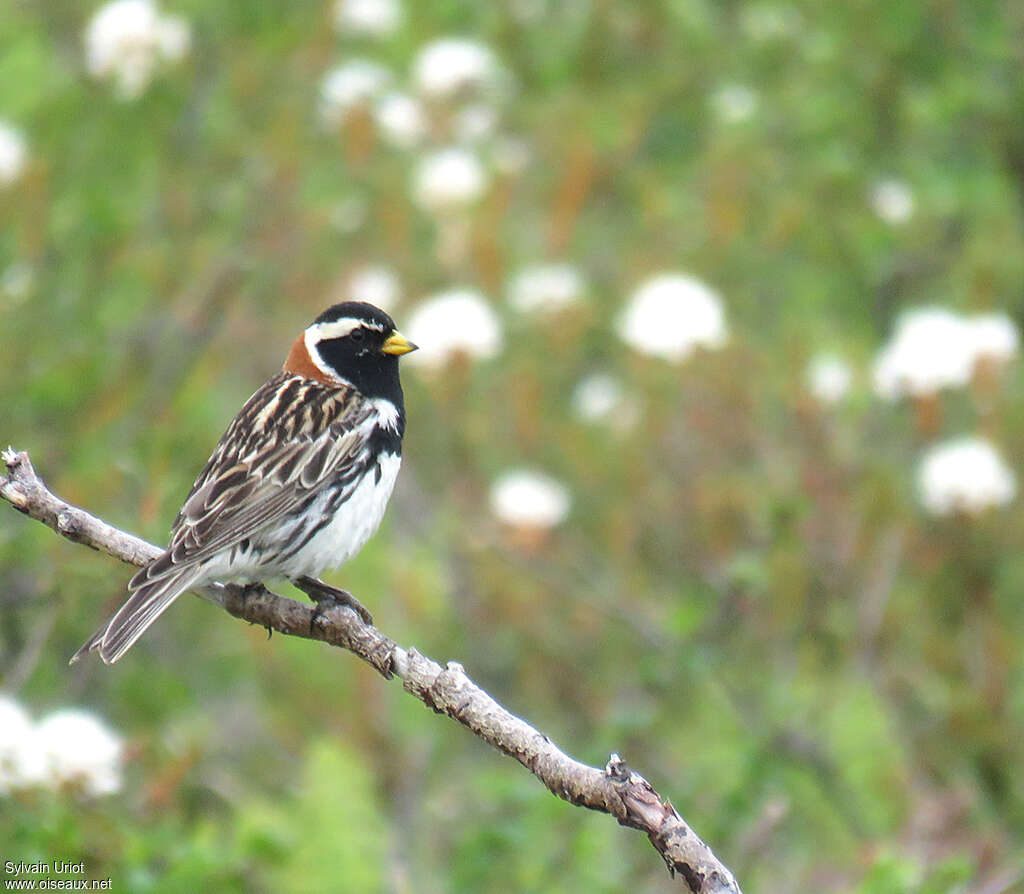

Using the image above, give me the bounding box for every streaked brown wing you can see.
[162,372,373,568]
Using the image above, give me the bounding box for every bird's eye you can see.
[350,329,365,342]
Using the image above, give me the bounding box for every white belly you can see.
[281,451,402,578]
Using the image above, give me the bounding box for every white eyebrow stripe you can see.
[302,316,388,382]
[309,317,366,341]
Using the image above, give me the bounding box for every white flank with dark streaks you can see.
[282,450,401,578]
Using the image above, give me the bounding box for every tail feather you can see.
[69,557,204,665]
[68,626,107,665]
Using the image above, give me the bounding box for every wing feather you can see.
[163,374,374,567]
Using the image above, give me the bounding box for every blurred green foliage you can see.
[2,1,1024,892]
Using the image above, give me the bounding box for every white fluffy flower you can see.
[508,263,584,314]
[413,147,487,212]
[490,470,571,529]
[807,353,852,404]
[874,308,977,400]
[333,0,402,36]
[870,179,915,225]
[453,103,499,143]
[0,121,28,186]
[404,289,502,368]
[348,264,400,311]
[412,38,501,99]
[617,273,728,361]
[0,696,36,794]
[711,84,758,123]
[156,13,188,57]
[320,60,391,126]
[917,437,1016,516]
[571,373,641,432]
[572,374,623,421]
[966,313,1019,365]
[85,0,190,99]
[33,709,124,797]
[1,701,124,797]
[374,92,426,148]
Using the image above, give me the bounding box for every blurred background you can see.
[2,1,1023,892]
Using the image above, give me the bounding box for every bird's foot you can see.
[237,582,273,638]
[293,576,374,626]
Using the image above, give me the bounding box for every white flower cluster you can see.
[374,92,426,149]
[319,60,392,127]
[404,37,512,212]
[617,273,729,361]
[806,353,852,405]
[413,147,486,212]
[0,695,123,797]
[917,437,1016,516]
[453,102,498,144]
[873,307,1019,400]
[572,373,623,422]
[85,0,190,99]
[412,38,504,100]
[407,38,503,102]
[711,85,758,123]
[347,264,400,311]
[0,121,28,186]
[870,178,914,225]
[507,263,585,314]
[490,469,571,530]
[318,26,518,226]
[571,373,641,432]
[333,0,402,36]
[404,289,502,369]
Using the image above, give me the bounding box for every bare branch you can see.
[2,447,743,894]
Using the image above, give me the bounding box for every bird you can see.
[71,301,418,665]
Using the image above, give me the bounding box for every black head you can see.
[303,301,417,406]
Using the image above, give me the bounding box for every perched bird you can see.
[71,301,417,665]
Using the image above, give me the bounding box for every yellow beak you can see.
[381,331,418,356]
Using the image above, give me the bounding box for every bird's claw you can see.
[294,576,374,627]
[312,591,374,627]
